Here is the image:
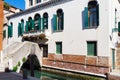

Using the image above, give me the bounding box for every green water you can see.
[27,70,103,80]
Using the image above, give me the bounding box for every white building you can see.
[2,0,120,75]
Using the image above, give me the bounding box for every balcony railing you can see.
[23,29,49,38]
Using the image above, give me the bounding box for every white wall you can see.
[8,0,111,57]
[109,0,120,50]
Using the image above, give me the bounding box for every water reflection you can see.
[27,70,80,80]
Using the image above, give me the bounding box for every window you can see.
[43,12,48,29]
[18,23,21,37]
[3,30,6,39]
[118,22,120,33]
[21,19,24,35]
[34,13,41,31]
[36,0,41,3]
[29,0,33,6]
[56,42,62,54]
[8,22,13,38]
[82,1,99,28]
[18,20,24,37]
[87,41,97,56]
[27,17,34,32]
[53,9,64,32]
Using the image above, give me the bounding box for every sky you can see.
[4,0,25,10]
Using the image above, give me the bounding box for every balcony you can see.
[23,29,50,39]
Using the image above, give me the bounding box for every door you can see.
[43,45,48,57]
[112,49,115,70]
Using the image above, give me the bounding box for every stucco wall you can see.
[7,0,111,57]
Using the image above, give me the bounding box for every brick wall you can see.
[0,1,3,51]
[42,53,110,74]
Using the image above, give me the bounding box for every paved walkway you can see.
[0,72,39,80]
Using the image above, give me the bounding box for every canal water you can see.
[27,70,103,80]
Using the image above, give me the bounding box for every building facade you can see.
[3,3,21,49]
[2,0,120,75]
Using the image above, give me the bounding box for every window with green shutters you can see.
[43,18,48,29]
[21,22,24,35]
[53,14,57,31]
[41,18,44,30]
[118,22,120,32]
[38,19,41,30]
[8,25,13,38]
[56,42,62,54]
[34,13,41,31]
[25,21,28,33]
[82,1,99,29]
[31,20,35,30]
[53,9,64,32]
[3,30,6,39]
[87,41,97,56]
[18,23,23,37]
[43,13,48,29]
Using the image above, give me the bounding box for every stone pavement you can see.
[0,72,39,80]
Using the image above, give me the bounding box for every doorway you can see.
[39,44,48,57]
[112,49,115,70]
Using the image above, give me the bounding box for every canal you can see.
[27,69,105,80]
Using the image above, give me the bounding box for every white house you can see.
[2,0,120,75]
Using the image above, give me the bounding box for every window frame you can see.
[87,41,97,56]
[56,42,62,54]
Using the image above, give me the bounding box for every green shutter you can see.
[31,20,34,30]
[96,5,99,26]
[41,18,44,30]
[84,7,88,28]
[56,42,62,54]
[87,42,96,56]
[53,15,57,31]
[38,19,41,30]
[118,22,120,32]
[30,20,32,30]
[25,21,28,32]
[10,25,13,37]
[21,22,24,35]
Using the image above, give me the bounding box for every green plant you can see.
[4,2,10,10]
[18,61,21,66]
[13,65,18,72]
[22,57,26,63]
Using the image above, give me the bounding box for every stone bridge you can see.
[1,41,42,72]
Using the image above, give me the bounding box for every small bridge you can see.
[1,41,42,72]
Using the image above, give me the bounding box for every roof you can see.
[7,0,72,19]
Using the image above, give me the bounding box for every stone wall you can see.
[42,53,110,74]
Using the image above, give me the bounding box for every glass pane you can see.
[87,42,96,56]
